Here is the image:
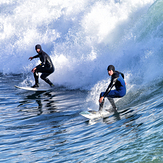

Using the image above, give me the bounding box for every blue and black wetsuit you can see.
[99,71,126,111]
[101,71,126,98]
[33,44,54,87]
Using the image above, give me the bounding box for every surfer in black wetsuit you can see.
[99,65,126,112]
[29,44,54,88]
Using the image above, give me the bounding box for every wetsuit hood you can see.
[35,44,42,53]
[107,65,115,72]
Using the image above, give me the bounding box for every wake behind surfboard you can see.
[80,110,110,119]
[15,85,52,92]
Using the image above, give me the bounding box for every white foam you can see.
[0,0,160,91]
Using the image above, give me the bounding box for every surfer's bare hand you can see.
[29,57,33,61]
[99,97,104,103]
[32,67,36,73]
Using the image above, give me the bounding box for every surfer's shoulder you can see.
[112,71,119,78]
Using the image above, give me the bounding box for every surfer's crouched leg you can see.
[32,72,39,88]
[107,97,117,113]
[99,93,105,111]
[41,76,54,87]
[43,78,54,87]
[99,100,105,111]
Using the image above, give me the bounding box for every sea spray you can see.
[0,0,158,91]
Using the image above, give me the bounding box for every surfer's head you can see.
[35,44,42,53]
[107,65,115,72]
[107,65,115,76]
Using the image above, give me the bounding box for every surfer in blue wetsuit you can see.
[29,44,54,88]
[99,65,126,112]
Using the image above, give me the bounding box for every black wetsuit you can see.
[33,44,54,86]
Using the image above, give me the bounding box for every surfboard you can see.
[80,110,110,119]
[14,85,52,92]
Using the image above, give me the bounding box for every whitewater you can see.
[1,0,163,162]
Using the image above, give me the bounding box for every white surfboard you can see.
[80,110,110,119]
[15,85,52,92]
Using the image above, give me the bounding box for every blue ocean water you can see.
[1,0,163,162]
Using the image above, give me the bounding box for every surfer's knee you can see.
[100,92,105,98]
[40,75,44,80]
[40,74,47,80]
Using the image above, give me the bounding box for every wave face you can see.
[0,0,162,91]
